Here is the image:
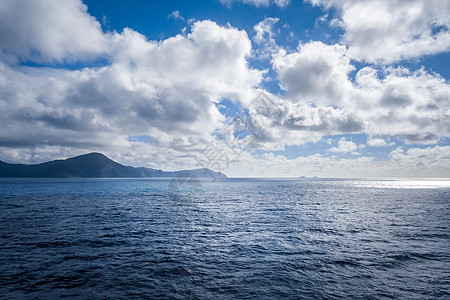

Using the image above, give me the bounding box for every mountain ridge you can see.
[0,152,227,179]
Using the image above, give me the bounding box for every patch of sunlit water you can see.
[346,179,450,189]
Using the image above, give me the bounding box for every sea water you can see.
[0,178,449,299]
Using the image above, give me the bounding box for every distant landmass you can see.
[0,153,227,179]
[298,176,319,180]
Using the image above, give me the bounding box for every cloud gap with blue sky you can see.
[0,0,449,177]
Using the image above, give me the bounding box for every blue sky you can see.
[0,0,449,177]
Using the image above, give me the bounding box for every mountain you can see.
[0,153,227,179]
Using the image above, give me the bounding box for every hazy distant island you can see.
[0,153,227,179]
[298,176,319,179]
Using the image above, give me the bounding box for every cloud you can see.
[388,145,450,175]
[0,14,263,158]
[274,0,291,7]
[0,1,266,168]
[253,17,280,58]
[253,17,279,44]
[367,138,391,147]
[272,41,354,106]
[168,10,184,21]
[109,20,262,104]
[309,0,450,63]
[216,92,364,152]
[391,145,450,161]
[352,67,450,144]
[220,0,290,8]
[0,0,108,63]
[329,137,357,153]
[217,145,450,178]
[215,58,450,149]
[271,41,450,145]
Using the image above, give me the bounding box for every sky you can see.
[0,0,449,178]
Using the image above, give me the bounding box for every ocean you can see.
[0,178,449,299]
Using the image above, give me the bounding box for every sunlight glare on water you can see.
[344,179,450,189]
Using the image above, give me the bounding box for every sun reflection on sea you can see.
[346,179,450,189]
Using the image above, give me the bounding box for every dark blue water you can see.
[0,178,449,299]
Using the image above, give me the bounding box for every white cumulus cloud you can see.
[367,138,389,147]
[272,41,450,145]
[0,4,264,163]
[309,0,450,63]
[0,0,108,63]
[329,137,358,153]
[272,41,354,106]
